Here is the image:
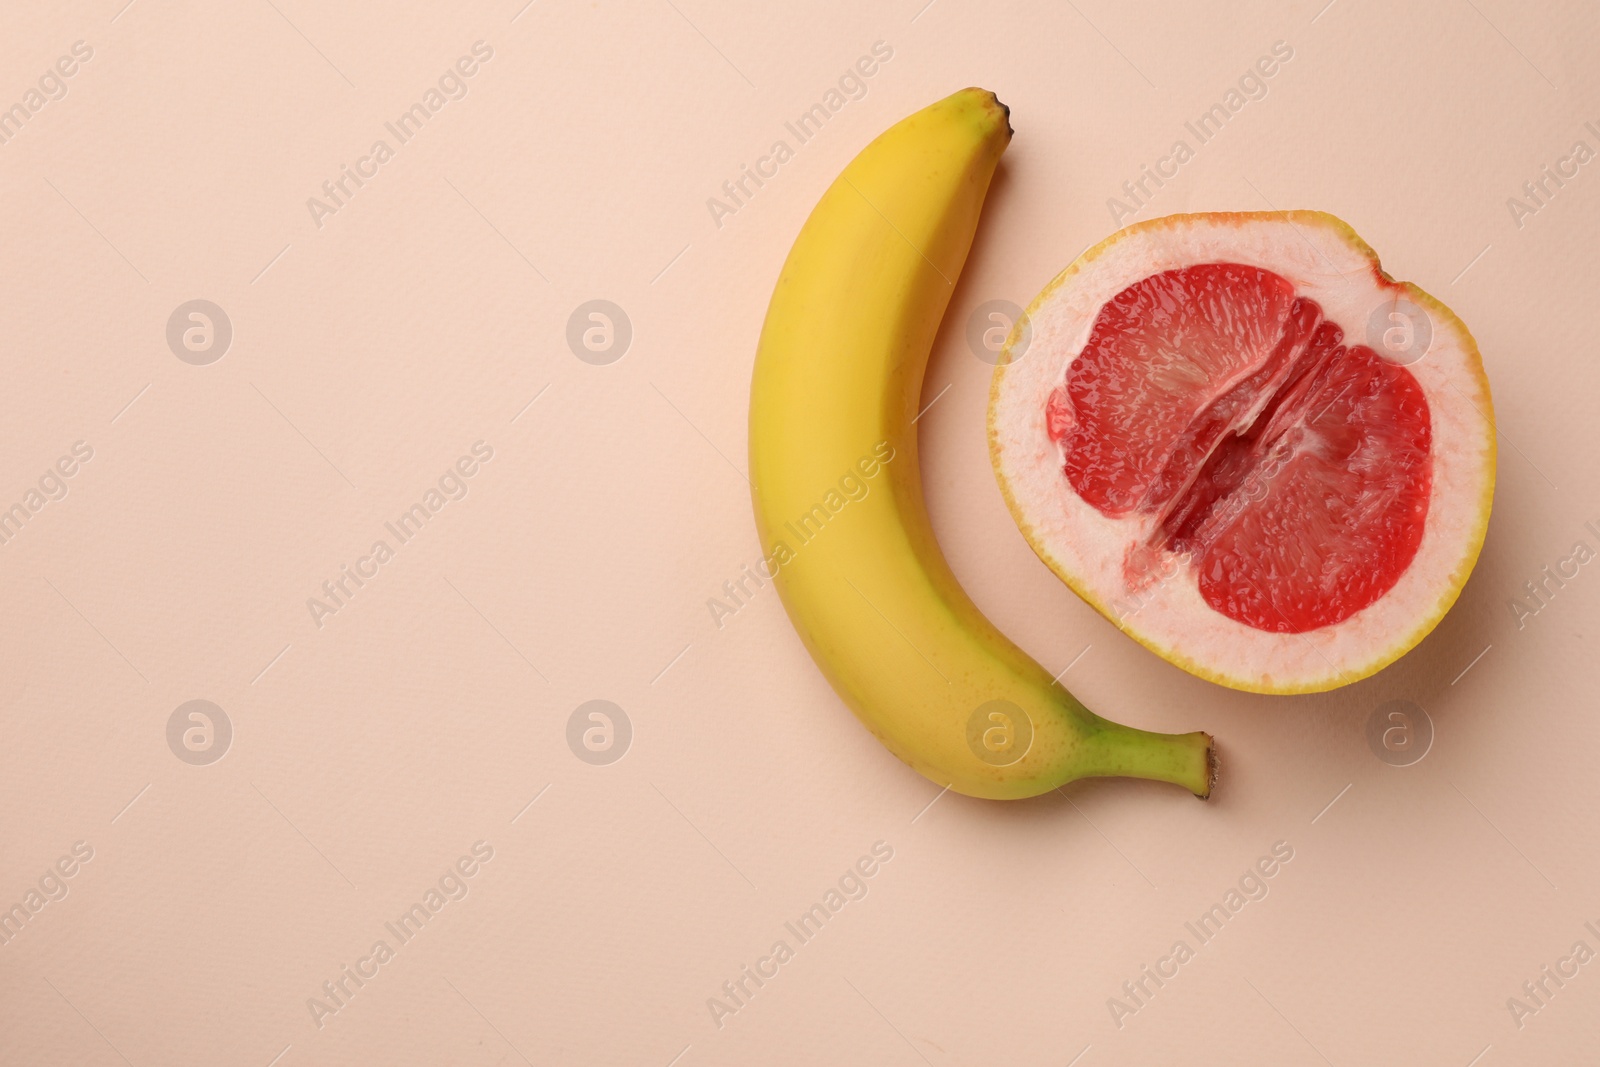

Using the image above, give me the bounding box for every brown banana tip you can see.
[1200,734,1219,800]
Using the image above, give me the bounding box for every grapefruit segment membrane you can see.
[989,213,1494,693]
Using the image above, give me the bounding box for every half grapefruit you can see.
[989,211,1495,694]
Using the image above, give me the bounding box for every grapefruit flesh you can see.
[990,213,1495,693]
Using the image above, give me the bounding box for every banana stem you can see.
[1074,717,1217,798]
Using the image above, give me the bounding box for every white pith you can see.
[990,214,1494,693]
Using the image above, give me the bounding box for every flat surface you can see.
[0,1,1596,1064]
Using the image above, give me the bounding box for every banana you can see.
[748,88,1217,800]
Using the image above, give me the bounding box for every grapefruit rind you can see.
[987,211,1495,694]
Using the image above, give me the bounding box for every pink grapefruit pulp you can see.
[989,212,1495,693]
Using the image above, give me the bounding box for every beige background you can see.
[1,0,1597,1064]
